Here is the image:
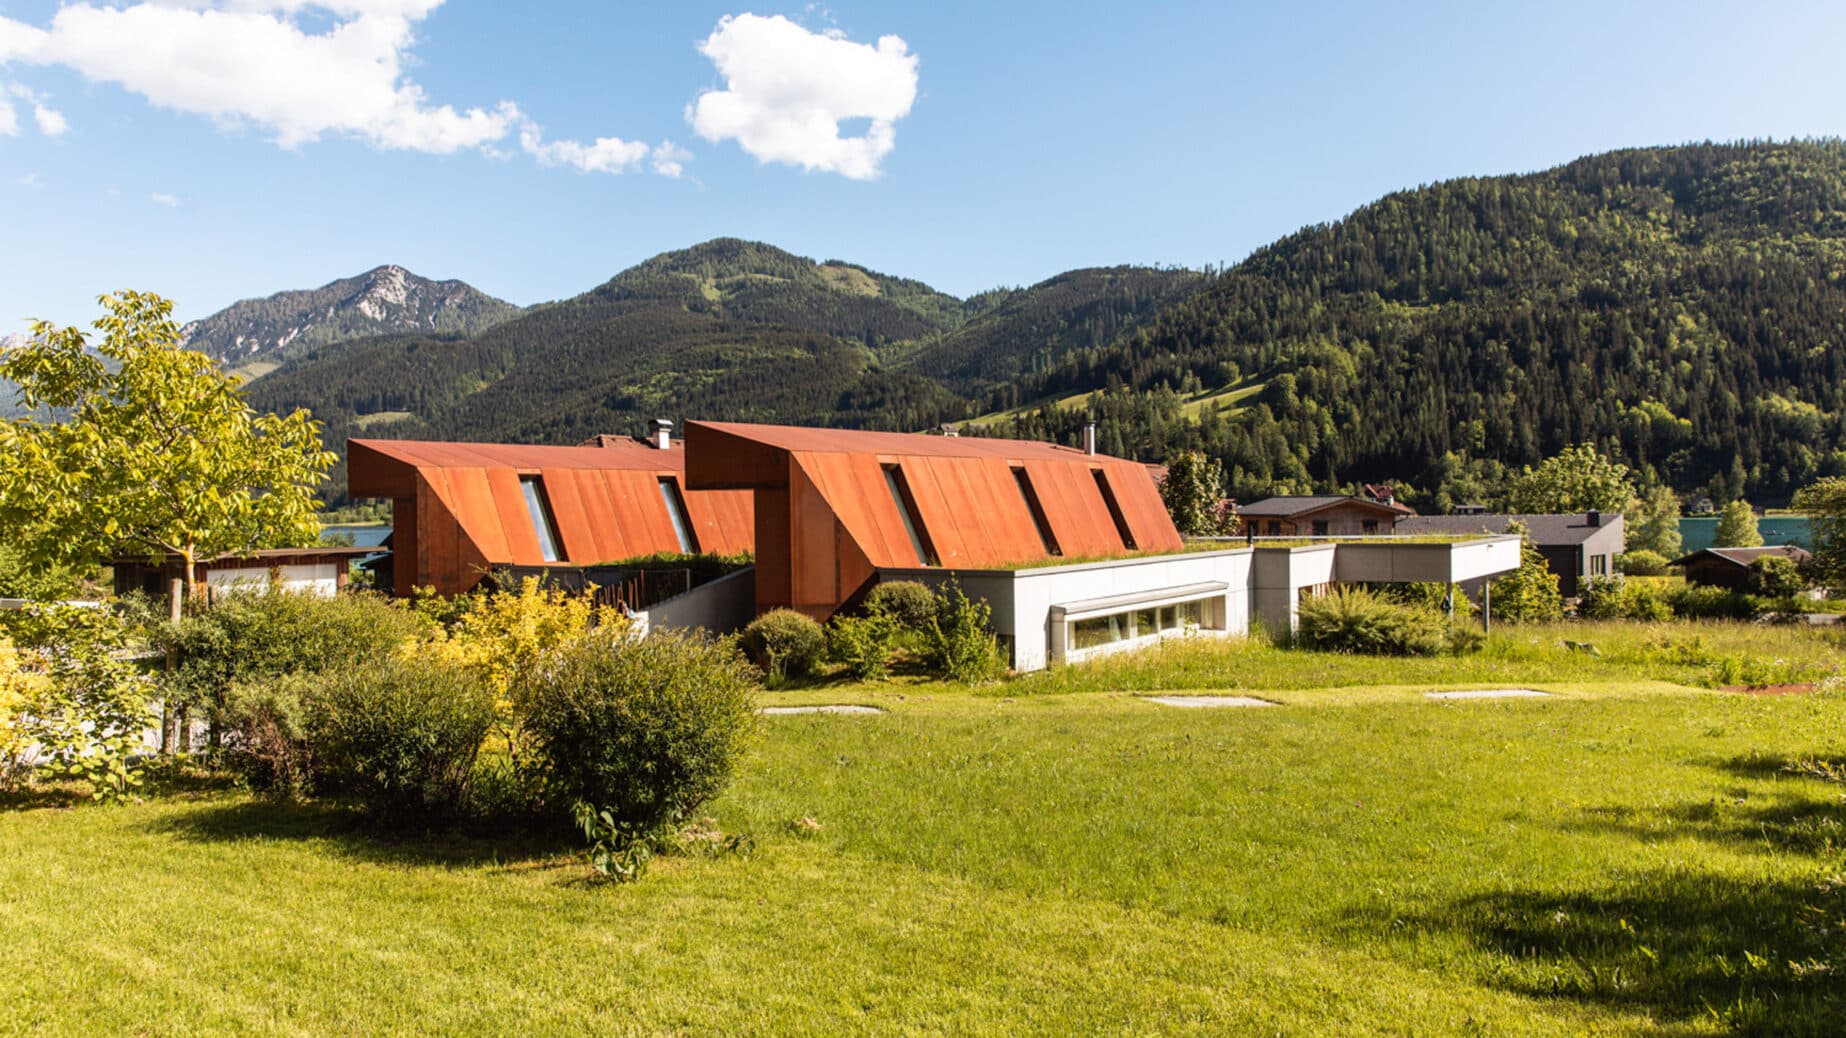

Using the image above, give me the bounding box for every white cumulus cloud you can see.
[519,121,650,174]
[33,102,67,137]
[0,2,514,153]
[1,82,64,136]
[651,139,692,178]
[151,192,180,207]
[0,1,684,175]
[689,13,918,180]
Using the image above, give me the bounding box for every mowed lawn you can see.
[4,637,1846,1034]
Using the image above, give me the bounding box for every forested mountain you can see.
[245,143,1846,508]
[243,238,1195,498]
[891,266,1198,398]
[181,265,522,367]
[988,141,1846,506]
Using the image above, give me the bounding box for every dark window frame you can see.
[883,463,938,566]
[1011,466,1062,556]
[1092,468,1137,550]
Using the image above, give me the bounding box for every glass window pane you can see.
[520,476,563,563]
[658,477,697,554]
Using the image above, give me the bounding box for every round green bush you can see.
[1576,576,1629,620]
[827,611,897,681]
[1296,587,1449,656]
[1623,582,1672,621]
[304,655,497,822]
[1618,549,1670,577]
[864,580,938,628]
[740,608,825,678]
[523,628,758,832]
[1746,555,1806,599]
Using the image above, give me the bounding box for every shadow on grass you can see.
[1356,754,1846,1035]
[1383,871,1846,1036]
[142,797,577,873]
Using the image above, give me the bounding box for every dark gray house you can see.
[1395,511,1625,597]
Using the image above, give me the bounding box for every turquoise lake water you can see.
[1677,516,1810,553]
[321,524,391,548]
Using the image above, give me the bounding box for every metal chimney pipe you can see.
[1083,422,1097,456]
[651,418,674,450]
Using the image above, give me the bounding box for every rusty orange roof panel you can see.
[348,437,755,594]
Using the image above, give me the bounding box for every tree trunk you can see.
[161,575,184,754]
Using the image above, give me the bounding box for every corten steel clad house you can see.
[684,421,1522,671]
[682,420,1184,618]
[348,432,754,597]
[684,420,1209,670]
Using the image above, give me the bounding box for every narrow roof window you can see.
[519,475,565,563]
[883,464,937,566]
[1093,468,1138,550]
[1012,466,1061,556]
[658,476,699,554]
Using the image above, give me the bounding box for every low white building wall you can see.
[882,549,1253,672]
[205,563,343,598]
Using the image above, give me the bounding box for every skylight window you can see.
[883,464,937,566]
[1012,466,1061,556]
[1092,469,1137,550]
[658,476,699,554]
[519,475,565,563]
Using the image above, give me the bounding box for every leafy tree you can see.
[1505,444,1636,515]
[1793,477,1846,590]
[1712,499,1763,548]
[1745,556,1805,599]
[1489,521,1564,622]
[0,291,336,611]
[1627,484,1683,558]
[1159,449,1232,535]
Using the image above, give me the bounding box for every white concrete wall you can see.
[205,563,342,598]
[1250,546,1337,635]
[882,550,1252,672]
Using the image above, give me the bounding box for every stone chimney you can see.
[650,418,674,450]
[1083,422,1097,456]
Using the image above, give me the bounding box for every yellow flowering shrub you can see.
[0,637,49,790]
[406,577,623,754]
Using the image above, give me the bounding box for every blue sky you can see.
[3,1,1846,327]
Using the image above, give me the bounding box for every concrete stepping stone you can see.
[1424,689,1549,700]
[757,705,887,716]
[1143,695,1278,708]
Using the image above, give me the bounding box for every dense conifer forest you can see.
[245,142,1846,506]
[991,141,1846,505]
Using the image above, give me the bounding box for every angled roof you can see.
[684,421,1182,570]
[1397,513,1622,545]
[690,421,1101,461]
[1670,545,1811,569]
[1238,495,1413,519]
[348,438,753,569]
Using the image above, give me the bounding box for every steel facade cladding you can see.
[348,438,754,596]
[684,420,1184,618]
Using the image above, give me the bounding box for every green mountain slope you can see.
[991,140,1846,504]
[181,264,522,370]
[245,239,1190,497]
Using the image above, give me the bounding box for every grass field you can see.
[4,628,1845,1034]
